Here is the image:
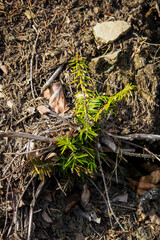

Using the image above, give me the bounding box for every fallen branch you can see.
[37,105,81,131]
[41,65,64,93]
[0,131,54,144]
[96,142,125,231]
[107,132,160,141]
[28,180,46,240]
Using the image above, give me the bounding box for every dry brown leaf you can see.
[144,170,160,184]
[150,170,160,184]
[43,88,51,100]
[81,184,90,210]
[126,176,158,195]
[65,193,80,212]
[112,193,128,203]
[41,210,53,223]
[136,181,158,195]
[43,82,69,114]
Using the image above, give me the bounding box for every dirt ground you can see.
[0,0,160,239]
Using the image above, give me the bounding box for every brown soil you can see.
[0,0,160,239]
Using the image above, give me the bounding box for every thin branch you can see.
[96,144,125,231]
[41,65,64,93]
[106,132,160,141]
[38,105,81,131]
[27,180,47,240]
[0,131,54,144]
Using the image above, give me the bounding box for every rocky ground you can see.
[0,0,160,239]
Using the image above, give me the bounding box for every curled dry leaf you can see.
[65,193,80,212]
[43,82,69,114]
[81,183,90,211]
[45,152,58,161]
[136,181,158,195]
[42,210,53,223]
[112,193,128,203]
[140,169,160,185]
[126,176,158,195]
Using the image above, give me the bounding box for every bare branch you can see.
[0,131,54,144]
[106,132,160,141]
[41,65,64,93]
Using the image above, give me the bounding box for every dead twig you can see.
[27,180,46,240]
[96,143,125,231]
[38,105,81,131]
[54,175,67,196]
[49,109,81,131]
[104,132,160,161]
[0,131,54,144]
[107,132,160,141]
[41,65,64,93]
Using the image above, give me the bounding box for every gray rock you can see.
[93,21,131,44]
[91,49,122,66]
[134,54,146,70]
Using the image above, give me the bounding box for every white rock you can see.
[91,49,122,65]
[134,54,146,70]
[93,21,131,44]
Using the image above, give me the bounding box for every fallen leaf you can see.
[81,183,90,210]
[42,210,52,223]
[65,193,80,212]
[45,152,59,161]
[112,193,128,203]
[140,170,160,185]
[126,177,158,195]
[101,134,117,152]
[43,82,69,114]
[136,181,158,195]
